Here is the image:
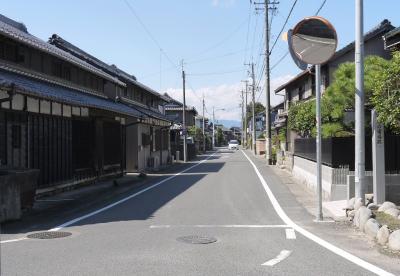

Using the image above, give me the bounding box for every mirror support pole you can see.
[355,0,365,202]
[315,64,323,221]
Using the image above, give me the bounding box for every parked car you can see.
[228,140,239,150]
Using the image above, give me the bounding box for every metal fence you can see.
[294,135,400,173]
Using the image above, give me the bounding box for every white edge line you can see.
[262,250,292,266]
[0,237,28,244]
[150,224,289,229]
[2,153,217,244]
[285,228,296,240]
[48,152,217,232]
[241,150,394,276]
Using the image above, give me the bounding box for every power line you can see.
[123,0,180,72]
[316,0,328,15]
[187,17,250,60]
[269,0,328,72]
[186,48,249,65]
[271,51,289,71]
[269,0,298,55]
[187,68,244,77]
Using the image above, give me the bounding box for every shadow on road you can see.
[1,155,226,235]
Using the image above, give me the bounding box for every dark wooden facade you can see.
[0,14,172,190]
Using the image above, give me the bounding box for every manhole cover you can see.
[177,235,217,244]
[27,231,72,239]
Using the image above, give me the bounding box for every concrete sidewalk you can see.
[254,153,348,221]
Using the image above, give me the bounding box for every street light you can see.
[213,107,225,149]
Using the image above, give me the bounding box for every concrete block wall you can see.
[347,174,400,204]
[291,156,347,201]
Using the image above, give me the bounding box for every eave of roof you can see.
[49,34,169,102]
[384,26,400,39]
[0,19,125,87]
[275,70,310,93]
[0,68,143,118]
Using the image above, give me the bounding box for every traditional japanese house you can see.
[0,14,170,192]
[49,35,172,172]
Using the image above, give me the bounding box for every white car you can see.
[228,140,239,150]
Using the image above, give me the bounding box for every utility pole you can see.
[241,80,249,149]
[212,107,215,149]
[315,64,323,221]
[245,63,257,155]
[355,0,365,201]
[241,89,245,147]
[202,95,206,153]
[255,0,278,164]
[181,60,187,163]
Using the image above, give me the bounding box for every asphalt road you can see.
[0,149,396,275]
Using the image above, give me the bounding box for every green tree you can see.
[288,100,315,137]
[323,55,389,122]
[371,51,400,133]
[246,102,265,124]
[288,55,389,138]
[216,128,224,146]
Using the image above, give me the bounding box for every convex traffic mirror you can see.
[290,16,338,65]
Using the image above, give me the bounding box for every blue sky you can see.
[2,0,400,125]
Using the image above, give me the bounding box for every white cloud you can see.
[165,74,293,122]
[212,0,236,7]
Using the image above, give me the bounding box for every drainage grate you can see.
[27,231,72,239]
[177,235,217,244]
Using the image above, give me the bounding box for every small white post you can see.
[371,109,385,204]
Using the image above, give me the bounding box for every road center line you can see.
[241,150,394,276]
[150,224,289,229]
[262,250,292,266]
[285,228,296,239]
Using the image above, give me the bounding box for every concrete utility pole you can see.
[181,60,187,163]
[251,63,256,155]
[202,95,206,153]
[212,107,215,149]
[355,0,365,201]
[315,64,323,221]
[255,0,277,164]
[241,80,249,149]
[241,89,245,147]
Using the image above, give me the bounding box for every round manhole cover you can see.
[27,231,72,239]
[177,235,217,244]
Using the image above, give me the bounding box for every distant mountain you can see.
[217,120,241,128]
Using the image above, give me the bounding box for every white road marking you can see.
[0,237,27,244]
[150,224,289,229]
[0,153,217,244]
[48,153,217,232]
[241,150,394,276]
[262,250,292,266]
[285,228,296,239]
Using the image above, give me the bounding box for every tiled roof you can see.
[384,26,400,39]
[49,34,170,102]
[126,102,171,122]
[0,16,125,86]
[0,68,143,118]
